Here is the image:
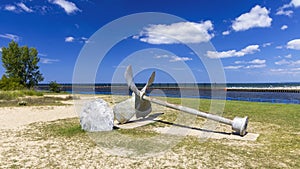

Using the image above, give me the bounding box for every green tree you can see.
[1,41,44,89]
[0,75,24,90]
[49,81,61,93]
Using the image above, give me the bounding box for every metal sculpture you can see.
[113,65,248,136]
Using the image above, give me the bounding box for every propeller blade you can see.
[124,65,140,96]
[141,71,155,93]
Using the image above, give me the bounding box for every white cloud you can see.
[227,59,266,70]
[0,48,2,52]
[270,68,300,74]
[65,36,75,42]
[287,39,300,50]
[224,65,243,70]
[275,59,300,65]
[276,0,300,17]
[245,64,266,69]
[234,61,245,64]
[207,45,260,59]
[40,58,60,64]
[80,37,91,43]
[285,54,292,58]
[222,31,230,36]
[138,21,214,44]
[276,45,284,49]
[38,53,48,57]
[262,42,272,47]
[170,56,192,62]
[281,25,288,30]
[235,59,265,65]
[270,68,285,72]
[276,8,293,17]
[154,54,192,62]
[275,59,290,65]
[292,60,300,65]
[291,0,300,7]
[154,55,169,59]
[232,5,272,31]
[17,3,33,13]
[292,68,300,71]
[0,33,20,41]
[4,5,16,12]
[249,59,266,64]
[48,0,81,14]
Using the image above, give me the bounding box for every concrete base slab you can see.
[114,113,163,129]
[154,127,259,141]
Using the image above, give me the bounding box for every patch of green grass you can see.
[0,90,75,107]
[0,96,70,107]
[0,90,43,100]
[38,118,85,138]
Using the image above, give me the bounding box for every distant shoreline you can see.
[37,82,300,89]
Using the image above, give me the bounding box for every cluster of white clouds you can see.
[275,39,300,50]
[232,5,272,32]
[65,36,90,43]
[154,54,192,62]
[2,0,80,15]
[0,33,20,41]
[222,5,272,35]
[4,2,33,13]
[206,45,260,59]
[49,0,81,15]
[137,5,274,44]
[275,59,300,66]
[4,3,28,13]
[287,39,300,50]
[136,21,214,44]
[40,58,60,64]
[270,68,300,74]
[276,0,300,17]
[224,59,266,70]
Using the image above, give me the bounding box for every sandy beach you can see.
[0,105,77,130]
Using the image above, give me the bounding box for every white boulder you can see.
[80,99,114,131]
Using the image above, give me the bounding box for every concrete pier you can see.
[226,87,300,93]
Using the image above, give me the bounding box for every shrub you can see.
[49,81,61,93]
[0,75,24,91]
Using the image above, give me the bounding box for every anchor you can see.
[113,65,249,136]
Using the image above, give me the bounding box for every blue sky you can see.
[1,0,300,83]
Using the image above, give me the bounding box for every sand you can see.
[0,105,77,129]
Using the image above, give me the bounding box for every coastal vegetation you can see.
[0,41,43,90]
[0,41,64,106]
[49,81,61,93]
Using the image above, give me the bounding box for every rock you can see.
[80,99,114,131]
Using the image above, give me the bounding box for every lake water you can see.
[54,83,300,104]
